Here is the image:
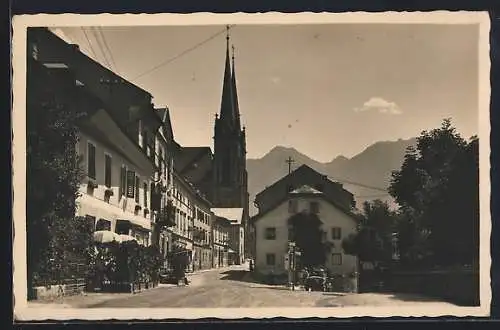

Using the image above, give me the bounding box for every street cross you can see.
[285,156,295,174]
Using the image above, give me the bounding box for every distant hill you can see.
[246,138,417,216]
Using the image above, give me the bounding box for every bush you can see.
[89,241,164,289]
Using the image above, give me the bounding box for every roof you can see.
[211,208,244,224]
[174,146,212,173]
[174,146,214,194]
[250,192,358,225]
[254,164,355,213]
[32,28,151,97]
[173,171,212,207]
[290,185,323,195]
[156,107,174,143]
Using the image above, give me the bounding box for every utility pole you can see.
[285,156,295,175]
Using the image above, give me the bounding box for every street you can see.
[29,265,459,308]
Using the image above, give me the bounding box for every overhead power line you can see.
[326,176,388,192]
[132,25,235,81]
[81,27,98,60]
[90,26,113,70]
[97,27,119,73]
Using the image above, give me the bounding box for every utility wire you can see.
[132,25,235,81]
[90,26,113,70]
[97,27,118,73]
[81,27,98,60]
[326,176,388,192]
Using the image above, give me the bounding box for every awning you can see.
[118,234,137,243]
[93,230,121,244]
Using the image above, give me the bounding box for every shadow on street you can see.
[219,270,261,284]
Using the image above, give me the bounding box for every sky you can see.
[53,23,479,163]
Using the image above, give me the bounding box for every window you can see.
[135,176,140,203]
[95,218,111,231]
[104,154,112,188]
[288,200,298,213]
[119,165,127,198]
[331,227,342,240]
[85,215,96,231]
[332,253,342,266]
[143,182,148,207]
[266,253,276,266]
[87,142,96,179]
[264,227,276,240]
[310,201,319,214]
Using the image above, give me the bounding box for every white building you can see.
[251,166,359,279]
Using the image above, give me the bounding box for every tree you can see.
[27,59,90,294]
[389,119,479,267]
[287,212,328,268]
[342,200,397,265]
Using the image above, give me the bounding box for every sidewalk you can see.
[28,265,245,308]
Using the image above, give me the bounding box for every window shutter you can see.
[143,182,148,207]
[87,143,96,179]
[126,170,136,198]
[135,176,140,203]
[104,154,112,188]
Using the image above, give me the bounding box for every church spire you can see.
[231,44,241,131]
[219,25,235,128]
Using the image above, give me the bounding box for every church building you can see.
[173,27,249,264]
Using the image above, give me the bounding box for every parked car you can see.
[304,268,328,292]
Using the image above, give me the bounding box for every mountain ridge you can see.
[246,137,417,216]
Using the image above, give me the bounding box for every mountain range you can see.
[246,138,417,216]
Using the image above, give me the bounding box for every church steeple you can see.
[231,44,241,131]
[219,26,236,129]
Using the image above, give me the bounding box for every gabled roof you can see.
[255,164,330,200]
[156,107,175,143]
[252,164,356,221]
[290,185,323,195]
[174,146,212,173]
[250,192,358,225]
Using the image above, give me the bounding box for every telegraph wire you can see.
[90,26,113,70]
[97,27,119,73]
[80,27,98,60]
[132,25,235,81]
[325,176,388,192]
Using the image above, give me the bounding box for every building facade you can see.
[251,166,359,279]
[212,216,230,268]
[252,185,359,278]
[27,28,166,246]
